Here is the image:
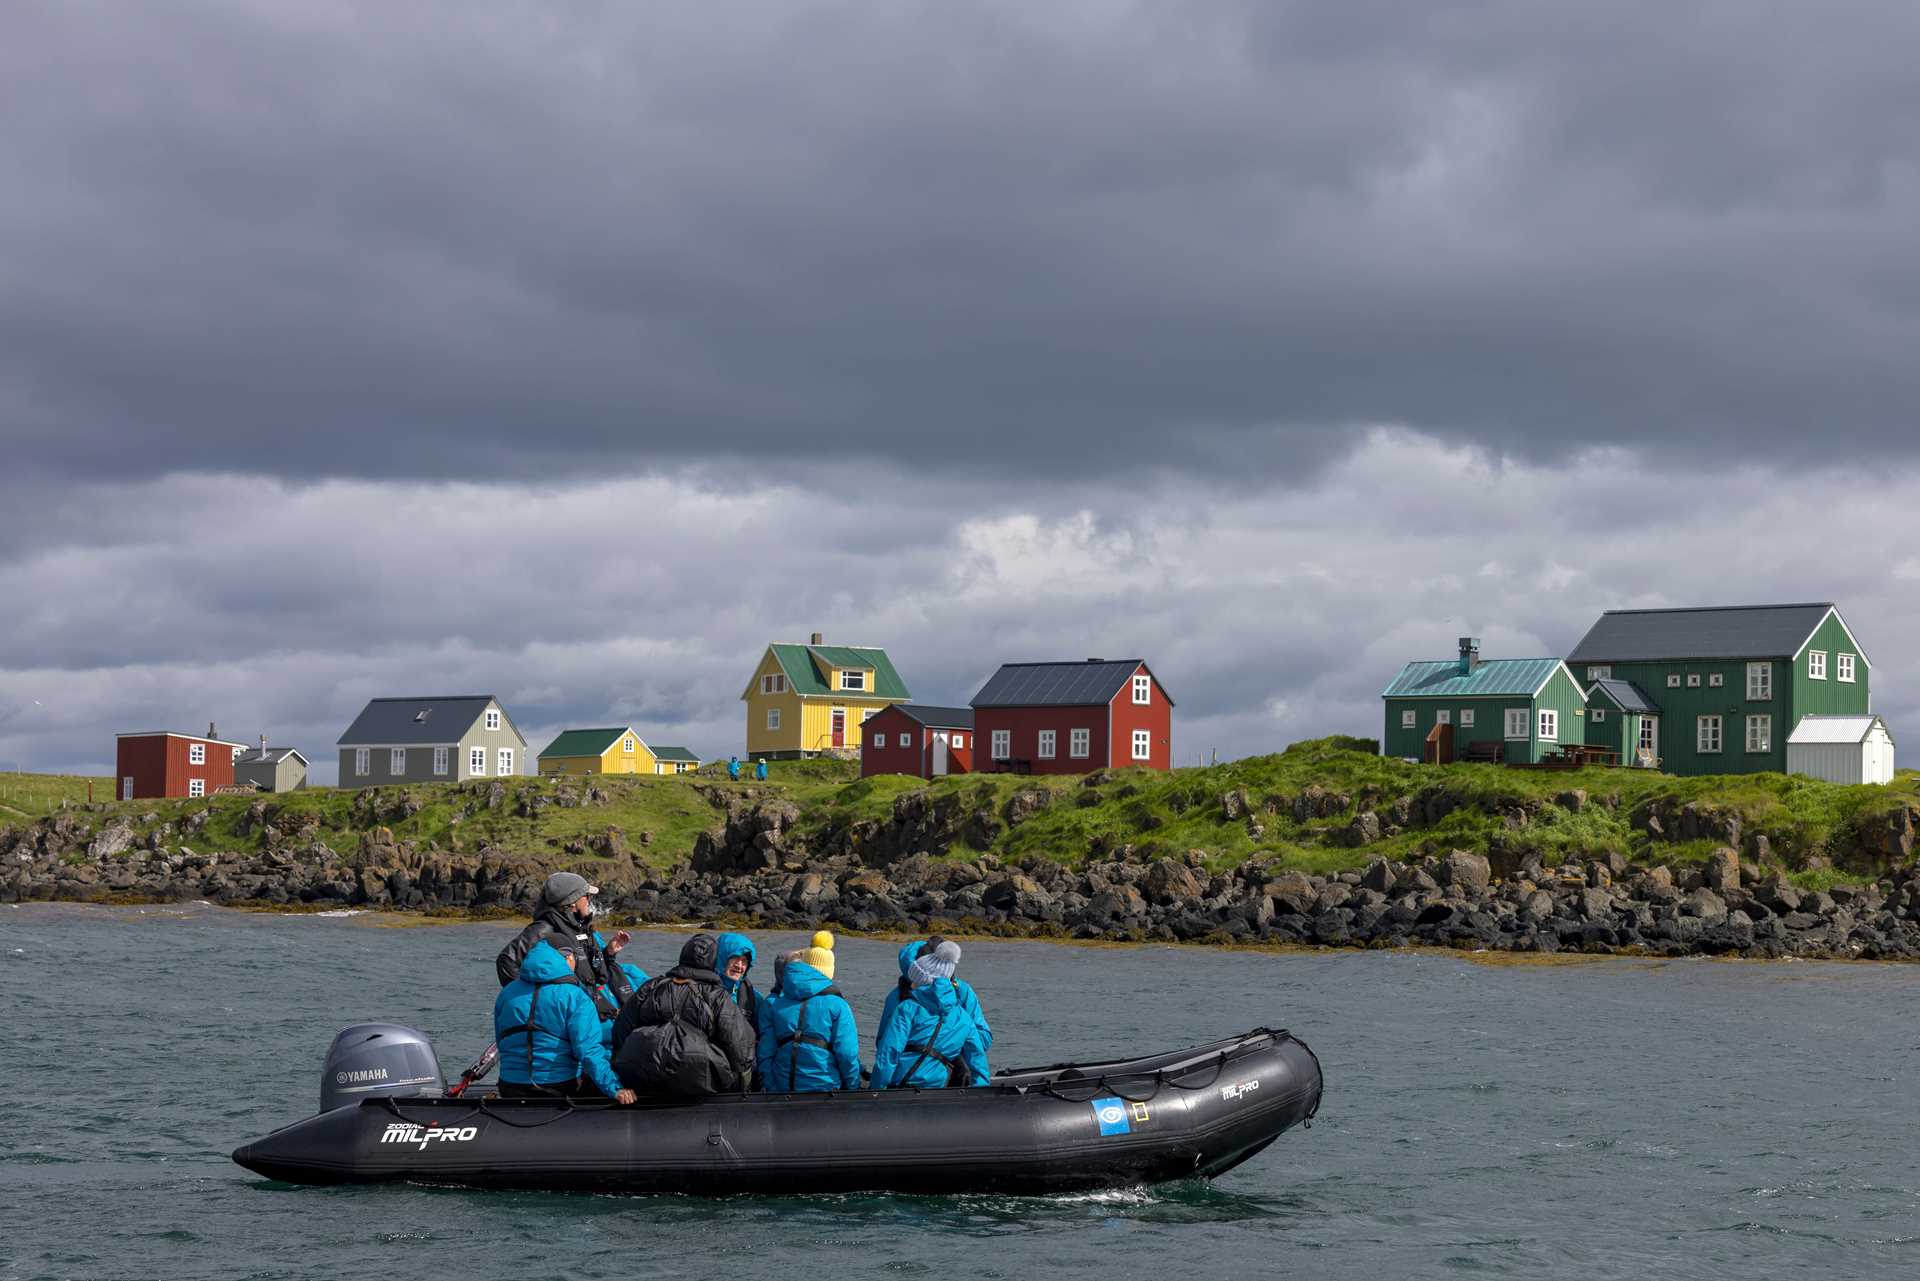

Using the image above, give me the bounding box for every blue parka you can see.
[756,960,863,1092]
[493,941,623,1097]
[598,961,649,1049]
[714,933,761,1025]
[877,940,992,1054]
[871,977,989,1089]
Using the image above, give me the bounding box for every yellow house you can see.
[537,727,680,776]
[741,634,912,758]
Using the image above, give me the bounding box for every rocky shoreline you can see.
[8,794,1920,961]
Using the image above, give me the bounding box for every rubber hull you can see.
[232,1027,1321,1196]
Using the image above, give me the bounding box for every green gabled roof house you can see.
[1382,640,1586,764]
[1566,602,1872,777]
[742,632,912,758]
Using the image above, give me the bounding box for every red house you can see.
[115,726,246,800]
[970,659,1174,774]
[860,704,975,779]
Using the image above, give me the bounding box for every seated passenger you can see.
[495,872,639,1027]
[598,954,649,1050]
[713,932,761,1031]
[757,932,861,1092]
[871,942,989,1089]
[612,933,757,1096]
[492,940,636,1103]
[877,936,991,1055]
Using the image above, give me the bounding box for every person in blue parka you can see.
[757,932,862,1092]
[598,960,648,1049]
[493,940,635,1102]
[713,932,762,1032]
[872,941,989,1089]
[877,937,991,1056]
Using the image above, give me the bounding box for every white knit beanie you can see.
[908,940,961,987]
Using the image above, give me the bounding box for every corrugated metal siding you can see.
[1381,658,1565,699]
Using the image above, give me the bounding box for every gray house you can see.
[234,743,309,792]
[336,695,529,786]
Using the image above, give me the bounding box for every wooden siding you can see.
[860,706,974,779]
[743,647,898,756]
[1790,611,1872,720]
[1589,659,1784,776]
[1383,665,1586,765]
[115,734,239,799]
[540,735,652,776]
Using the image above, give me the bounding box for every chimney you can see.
[1457,637,1481,674]
[1086,657,1105,663]
[260,734,268,754]
[810,632,823,646]
[208,721,218,740]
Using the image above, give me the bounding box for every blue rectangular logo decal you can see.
[1092,1096,1131,1136]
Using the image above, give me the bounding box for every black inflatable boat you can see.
[233,1026,1322,1195]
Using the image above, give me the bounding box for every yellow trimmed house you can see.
[536,727,701,776]
[741,634,912,758]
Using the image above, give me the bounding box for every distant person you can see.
[872,941,988,1089]
[878,937,991,1055]
[727,756,741,781]
[495,872,637,1025]
[754,758,768,781]
[713,932,762,1033]
[612,933,756,1096]
[493,940,636,1103]
[758,932,861,1092]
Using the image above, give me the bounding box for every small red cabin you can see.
[860,704,975,779]
[114,727,246,800]
[970,660,1173,774]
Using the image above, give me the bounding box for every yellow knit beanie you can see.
[802,930,835,979]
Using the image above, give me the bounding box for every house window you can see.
[1709,673,1723,688]
[991,730,1011,760]
[390,748,406,774]
[497,748,513,776]
[1698,715,1723,753]
[1746,714,1772,753]
[761,673,787,695]
[1586,666,1611,680]
[1592,709,1607,723]
[1459,709,1475,728]
[1070,728,1091,758]
[1686,674,1701,688]
[624,737,635,753]
[355,748,370,775]
[1838,653,1856,683]
[767,708,781,731]
[485,709,501,731]
[1132,674,1151,705]
[433,747,449,775]
[469,747,486,775]
[1400,709,1416,729]
[189,742,206,765]
[862,709,876,721]
[901,733,914,748]
[1504,708,1530,739]
[413,709,430,723]
[1747,662,1771,700]
[1538,710,1558,741]
[1808,650,1827,680]
[1038,730,1057,759]
[952,734,964,749]
[232,746,244,762]
[188,778,204,798]
[1132,729,1152,761]
[1435,709,1451,725]
[840,670,866,691]
[1666,674,1681,688]
[1639,719,1656,754]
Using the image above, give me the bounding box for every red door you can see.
[831,708,846,749]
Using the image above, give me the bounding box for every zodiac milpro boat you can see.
[232,1023,1321,1195]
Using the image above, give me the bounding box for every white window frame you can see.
[1747,662,1772,701]
[839,669,866,691]
[1132,674,1152,705]
[1709,673,1723,688]
[188,742,206,765]
[355,748,370,776]
[623,736,635,753]
[991,729,1011,761]
[766,708,781,731]
[232,745,244,762]
[1132,729,1152,761]
[1504,708,1530,740]
[1037,729,1057,759]
[1686,673,1701,688]
[485,709,501,731]
[1639,718,1657,754]
[901,733,914,748]
[121,777,134,800]
[469,746,486,775]
[1838,652,1856,683]
[761,673,787,695]
[952,734,964,749]
[1586,666,1611,681]
[1069,727,1091,758]
[1459,709,1475,728]
[1808,650,1827,680]
[187,778,204,798]
[1435,709,1451,725]
[497,748,513,776]
[861,708,876,722]
[1538,709,1558,741]
[1697,715,1723,754]
[433,747,449,776]
[1592,709,1606,723]
[1666,674,1681,688]
[390,748,406,775]
[1746,714,1772,754]
[1400,709,1416,729]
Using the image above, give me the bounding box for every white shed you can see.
[1786,715,1896,785]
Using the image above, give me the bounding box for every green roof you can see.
[1382,658,1568,699]
[768,643,911,700]
[652,745,699,763]
[537,727,631,759]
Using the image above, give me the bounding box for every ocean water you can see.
[3,902,1917,1280]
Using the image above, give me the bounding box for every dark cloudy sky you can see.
[4,1,1917,782]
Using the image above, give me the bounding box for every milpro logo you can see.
[380,1122,480,1151]
[336,1067,389,1085]
[1220,1079,1261,1103]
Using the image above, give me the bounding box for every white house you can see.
[1785,715,1896,785]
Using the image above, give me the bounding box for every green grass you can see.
[0,772,113,822]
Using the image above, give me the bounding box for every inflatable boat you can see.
[232,1025,1322,1195]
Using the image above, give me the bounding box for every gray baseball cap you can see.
[540,871,599,906]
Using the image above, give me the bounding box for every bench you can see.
[1460,741,1505,765]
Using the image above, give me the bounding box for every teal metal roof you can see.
[1382,658,1565,699]
[766,643,912,700]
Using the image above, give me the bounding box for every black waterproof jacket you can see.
[495,904,635,1019]
[611,934,757,1096]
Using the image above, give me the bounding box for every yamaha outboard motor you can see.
[319,1023,444,1113]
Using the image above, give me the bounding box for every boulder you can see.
[1003,788,1053,828]
[1438,850,1491,896]
[1266,871,1318,915]
[1360,858,1396,893]
[1706,847,1740,892]
[1682,887,1730,922]
[87,818,137,860]
[1220,789,1250,822]
[1144,858,1203,904]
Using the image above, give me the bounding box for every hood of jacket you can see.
[909,976,959,1015]
[517,940,575,984]
[780,959,836,1001]
[895,939,927,978]
[677,933,719,971]
[714,933,756,993]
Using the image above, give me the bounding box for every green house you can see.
[1584,678,1662,767]
[1565,603,1870,777]
[1382,639,1587,764]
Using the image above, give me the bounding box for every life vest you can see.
[497,975,582,1087]
[775,985,847,1091]
[900,1010,967,1088]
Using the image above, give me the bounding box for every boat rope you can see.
[1036,1049,1231,1104]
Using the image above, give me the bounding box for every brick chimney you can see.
[810,632,823,645]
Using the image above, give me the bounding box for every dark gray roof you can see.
[971,660,1173,708]
[1587,678,1660,714]
[236,747,307,766]
[337,696,522,746]
[890,704,974,729]
[1568,604,1837,663]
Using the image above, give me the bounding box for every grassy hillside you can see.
[0,772,114,823]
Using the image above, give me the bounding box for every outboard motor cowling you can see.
[320,1023,444,1113]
